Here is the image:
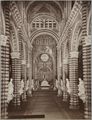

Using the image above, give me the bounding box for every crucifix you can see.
[43,74,46,81]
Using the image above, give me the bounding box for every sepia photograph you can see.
[0,0,91,120]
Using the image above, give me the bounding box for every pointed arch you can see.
[87,9,91,35]
[0,2,5,34]
[30,29,59,45]
[71,21,82,51]
[10,21,20,52]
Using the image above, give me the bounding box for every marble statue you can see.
[61,79,64,91]
[57,79,63,97]
[56,79,58,89]
[7,78,14,103]
[78,78,86,103]
[66,78,71,94]
[31,79,34,90]
[19,79,24,95]
[26,79,29,91]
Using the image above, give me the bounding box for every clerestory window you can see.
[31,18,58,30]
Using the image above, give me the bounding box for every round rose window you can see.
[41,54,49,62]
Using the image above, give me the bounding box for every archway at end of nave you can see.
[32,34,57,89]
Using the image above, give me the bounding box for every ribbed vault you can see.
[26,1,63,23]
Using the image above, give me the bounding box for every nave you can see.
[8,89,84,120]
[0,1,91,119]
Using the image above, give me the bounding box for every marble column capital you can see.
[63,59,68,64]
[21,60,26,65]
[84,35,91,46]
[0,35,8,46]
[56,46,61,51]
[30,45,33,51]
[27,63,30,68]
[70,51,79,58]
[11,52,20,59]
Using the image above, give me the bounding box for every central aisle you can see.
[8,89,84,119]
[24,90,69,119]
[24,89,81,120]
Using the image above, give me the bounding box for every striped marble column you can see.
[1,2,10,118]
[21,60,27,102]
[11,52,21,107]
[28,49,33,96]
[69,52,79,109]
[57,48,62,96]
[27,62,31,96]
[63,59,68,102]
[83,36,91,119]
[82,2,91,119]
[0,35,9,119]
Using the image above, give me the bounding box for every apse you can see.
[32,34,57,83]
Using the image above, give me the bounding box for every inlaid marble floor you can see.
[8,89,84,120]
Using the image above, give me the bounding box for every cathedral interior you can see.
[0,1,91,120]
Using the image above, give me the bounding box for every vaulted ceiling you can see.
[25,1,64,23]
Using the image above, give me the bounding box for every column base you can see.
[84,103,91,119]
[12,97,21,106]
[84,112,91,119]
[2,116,8,119]
[63,91,68,102]
[69,104,79,110]
[22,92,27,102]
[1,110,8,119]
[12,102,21,107]
[69,96,79,109]
[11,103,21,111]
